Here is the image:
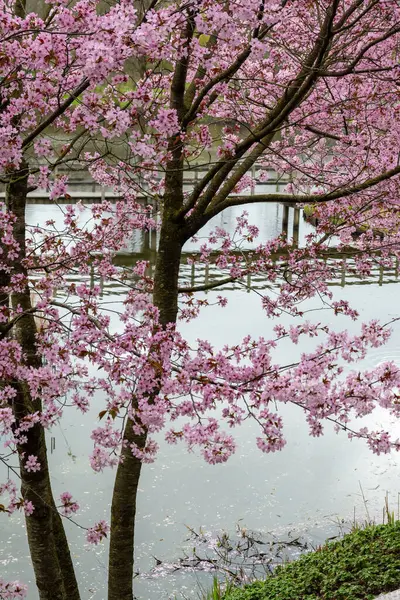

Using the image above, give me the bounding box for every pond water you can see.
[1,200,399,600]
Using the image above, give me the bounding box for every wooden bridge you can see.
[73,247,400,296]
[0,165,291,202]
[3,163,395,291]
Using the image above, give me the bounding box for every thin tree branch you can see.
[178,275,240,293]
[180,1,340,226]
[319,25,400,77]
[303,124,343,142]
[200,163,400,224]
[21,79,90,149]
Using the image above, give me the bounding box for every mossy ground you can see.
[219,521,400,600]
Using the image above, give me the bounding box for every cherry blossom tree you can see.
[1,0,400,599]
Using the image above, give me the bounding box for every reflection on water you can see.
[2,202,400,600]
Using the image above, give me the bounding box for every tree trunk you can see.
[108,220,185,600]
[5,164,80,600]
[107,416,147,600]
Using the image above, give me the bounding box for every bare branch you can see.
[303,124,343,142]
[319,25,400,77]
[178,275,240,293]
[200,163,400,224]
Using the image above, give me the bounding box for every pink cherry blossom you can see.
[1,1,400,597]
[24,456,40,473]
[0,579,27,600]
[59,492,79,516]
[86,520,110,545]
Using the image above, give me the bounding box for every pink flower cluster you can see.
[24,456,40,473]
[0,579,27,600]
[59,492,79,516]
[86,520,110,545]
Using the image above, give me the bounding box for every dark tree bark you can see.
[5,165,80,600]
[108,218,186,600]
[107,415,146,600]
[108,8,193,595]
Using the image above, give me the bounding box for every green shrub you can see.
[222,521,400,600]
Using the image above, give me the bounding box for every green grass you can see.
[216,521,400,600]
[202,578,235,600]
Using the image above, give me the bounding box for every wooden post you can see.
[191,262,195,287]
[378,264,384,286]
[142,230,150,252]
[282,205,289,238]
[293,208,300,247]
[341,259,346,287]
[150,228,157,251]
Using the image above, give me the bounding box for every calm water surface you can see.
[1,201,399,599]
